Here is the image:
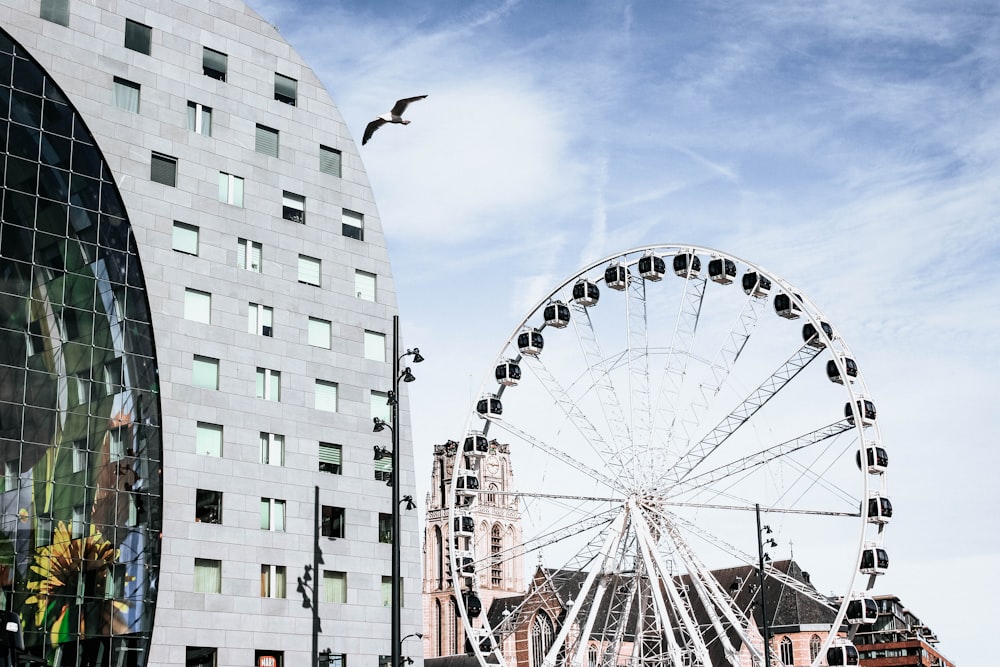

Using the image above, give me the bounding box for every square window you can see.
[173,221,199,255]
[320,145,342,177]
[249,303,274,337]
[186,647,217,667]
[371,391,390,423]
[193,558,221,593]
[274,73,297,106]
[256,368,281,401]
[321,506,344,539]
[187,101,212,136]
[237,238,262,272]
[308,317,331,348]
[256,124,279,157]
[315,380,338,412]
[260,432,284,466]
[379,513,392,544]
[322,571,346,604]
[319,442,342,475]
[203,47,227,81]
[260,564,287,598]
[282,191,305,223]
[113,77,140,112]
[260,498,286,531]
[151,152,177,186]
[364,331,386,362]
[192,356,219,390]
[374,452,392,484]
[195,489,222,524]
[40,0,69,25]
[196,422,223,457]
[184,288,211,323]
[323,654,346,667]
[355,270,376,302]
[124,19,152,55]
[298,255,321,286]
[218,172,244,206]
[381,577,402,607]
[342,209,364,241]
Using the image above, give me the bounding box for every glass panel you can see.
[364,331,385,361]
[194,559,221,593]
[203,47,227,81]
[274,73,296,105]
[299,256,320,286]
[112,78,140,112]
[173,221,198,254]
[196,422,222,456]
[319,145,341,177]
[124,19,152,55]
[315,381,337,412]
[184,289,211,323]
[371,391,390,422]
[308,318,330,348]
[256,125,278,157]
[192,356,218,389]
[355,270,376,301]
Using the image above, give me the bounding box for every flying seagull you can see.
[362,95,428,145]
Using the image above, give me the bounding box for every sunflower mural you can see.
[25,522,127,645]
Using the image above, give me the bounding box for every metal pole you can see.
[756,503,771,667]
[314,484,320,667]
[391,315,401,667]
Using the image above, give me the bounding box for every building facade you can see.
[0,1,420,666]
[852,595,956,667]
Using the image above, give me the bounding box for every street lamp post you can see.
[756,503,777,667]
[374,315,423,667]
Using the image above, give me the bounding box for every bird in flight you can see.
[362,95,428,145]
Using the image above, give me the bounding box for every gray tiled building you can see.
[0,1,420,666]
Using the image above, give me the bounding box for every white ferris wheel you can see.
[448,245,889,667]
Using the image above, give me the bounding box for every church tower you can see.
[423,437,524,658]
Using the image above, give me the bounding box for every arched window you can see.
[491,524,503,587]
[435,599,443,656]
[809,635,822,662]
[530,611,555,667]
[587,644,598,667]
[780,636,794,665]
[449,598,458,656]
[434,526,443,589]
[487,482,498,505]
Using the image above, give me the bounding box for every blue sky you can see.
[252,1,998,663]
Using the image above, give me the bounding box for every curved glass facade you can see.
[0,28,161,666]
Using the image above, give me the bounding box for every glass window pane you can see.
[355,270,376,301]
[203,47,227,81]
[173,221,198,255]
[323,571,346,604]
[320,145,341,177]
[364,331,385,362]
[196,422,222,457]
[125,19,152,55]
[274,74,297,105]
[256,125,279,157]
[371,391,390,422]
[113,78,140,112]
[192,356,218,389]
[315,380,337,412]
[184,289,210,323]
[298,256,321,286]
[308,318,330,348]
[194,559,221,593]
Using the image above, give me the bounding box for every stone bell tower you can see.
[422,437,524,658]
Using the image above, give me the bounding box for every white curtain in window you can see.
[173,222,198,254]
[323,571,346,603]
[194,559,221,593]
[184,289,211,323]
[113,79,139,112]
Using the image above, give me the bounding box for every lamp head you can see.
[373,417,387,433]
[373,446,392,461]
[386,390,397,406]
[400,367,416,383]
[402,495,416,510]
[416,633,424,639]
[410,348,424,363]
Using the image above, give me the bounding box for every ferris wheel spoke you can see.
[487,416,622,493]
[625,270,653,465]
[665,420,854,499]
[668,343,824,485]
[672,292,768,455]
[519,354,629,488]
[647,276,708,465]
[672,513,839,611]
[568,302,634,469]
